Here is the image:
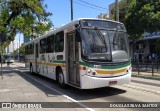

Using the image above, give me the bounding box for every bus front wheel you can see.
[57,69,66,88]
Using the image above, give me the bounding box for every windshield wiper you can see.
[94,27,108,52]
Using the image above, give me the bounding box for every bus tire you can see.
[57,69,66,88]
[30,64,33,74]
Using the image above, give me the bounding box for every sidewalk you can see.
[0,63,86,110]
[13,61,25,67]
[132,72,160,81]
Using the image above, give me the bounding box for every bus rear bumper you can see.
[81,73,131,89]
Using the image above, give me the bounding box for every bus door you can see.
[67,32,80,85]
[35,43,39,73]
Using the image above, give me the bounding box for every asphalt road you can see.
[1,63,160,111]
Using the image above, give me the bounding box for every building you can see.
[108,3,115,20]
[5,40,22,53]
[97,13,108,19]
[130,32,160,61]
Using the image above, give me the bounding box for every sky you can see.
[16,0,115,42]
[44,0,115,28]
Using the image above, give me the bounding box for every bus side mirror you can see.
[75,30,81,42]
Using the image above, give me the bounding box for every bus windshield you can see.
[81,28,129,62]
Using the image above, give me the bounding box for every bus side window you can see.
[40,38,46,53]
[55,31,64,52]
[46,35,54,53]
[25,44,34,55]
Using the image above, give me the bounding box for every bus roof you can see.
[77,18,123,24]
[25,18,124,45]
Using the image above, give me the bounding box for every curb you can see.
[132,73,160,81]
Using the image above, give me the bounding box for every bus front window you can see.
[108,31,129,62]
[81,28,129,62]
[81,29,111,62]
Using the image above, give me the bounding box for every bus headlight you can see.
[87,69,92,73]
[87,69,96,76]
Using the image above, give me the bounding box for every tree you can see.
[13,43,25,61]
[125,0,160,39]
[0,0,53,46]
[19,43,25,56]
[109,0,132,23]
[119,0,132,23]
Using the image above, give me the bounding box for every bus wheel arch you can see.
[56,66,66,88]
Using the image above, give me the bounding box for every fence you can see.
[132,59,160,76]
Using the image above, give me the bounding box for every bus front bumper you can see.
[80,73,131,89]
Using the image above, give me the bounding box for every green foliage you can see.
[0,0,53,47]
[13,44,25,57]
[19,45,25,56]
[119,0,132,23]
[0,41,10,54]
[125,0,160,39]
[109,0,132,22]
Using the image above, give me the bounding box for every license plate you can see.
[109,81,117,85]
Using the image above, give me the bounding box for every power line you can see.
[73,0,108,12]
[76,0,109,10]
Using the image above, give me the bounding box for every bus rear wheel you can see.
[57,69,66,88]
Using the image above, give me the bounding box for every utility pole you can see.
[71,0,73,21]
[115,0,119,21]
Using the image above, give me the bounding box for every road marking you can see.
[21,71,94,111]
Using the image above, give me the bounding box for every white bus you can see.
[3,53,14,63]
[25,18,131,89]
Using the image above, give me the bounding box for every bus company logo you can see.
[2,103,12,108]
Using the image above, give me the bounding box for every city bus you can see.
[3,53,14,63]
[25,18,131,89]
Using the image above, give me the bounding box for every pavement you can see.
[0,62,160,110]
[0,63,86,111]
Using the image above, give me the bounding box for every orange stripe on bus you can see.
[95,68,127,74]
